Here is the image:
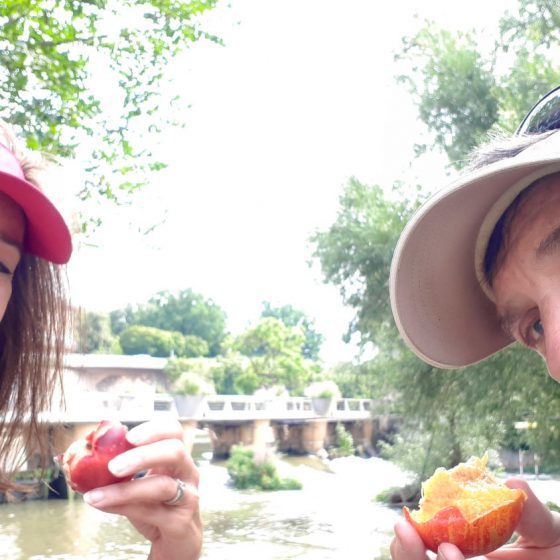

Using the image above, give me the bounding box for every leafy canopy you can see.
[0,0,219,210]
[111,288,228,356]
[260,301,324,361]
[311,0,560,474]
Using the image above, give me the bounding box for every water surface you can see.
[0,451,412,559]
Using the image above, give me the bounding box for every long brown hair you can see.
[0,128,70,490]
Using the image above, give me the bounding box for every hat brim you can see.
[0,170,72,265]
[390,132,560,369]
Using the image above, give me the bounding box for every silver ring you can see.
[163,478,187,506]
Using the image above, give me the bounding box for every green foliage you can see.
[74,310,119,354]
[114,289,227,356]
[396,26,499,165]
[328,360,383,399]
[165,356,217,378]
[210,353,248,395]
[329,424,355,459]
[235,317,317,395]
[170,374,204,396]
[164,356,217,394]
[226,447,302,491]
[311,178,420,349]
[547,501,560,513]
[395,2,560,167]
[312,176,538,475]
[0,0,219,212]
[499,0,560,49]
[261,302,325,360]
[119,325,179,357]
[312,1,560,477]
[181,335,210,358]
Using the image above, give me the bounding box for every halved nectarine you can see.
[404,455,527,558]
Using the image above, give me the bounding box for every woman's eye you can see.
[0,262,12,275]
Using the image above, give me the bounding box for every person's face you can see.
[0,193,24,321]
[493,176,560,381]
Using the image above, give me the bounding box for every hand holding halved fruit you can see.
[403,455,527,558]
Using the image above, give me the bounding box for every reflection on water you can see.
[0,499,148,559]
[0,444,410,559]
[198,446,410,560]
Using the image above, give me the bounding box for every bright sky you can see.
[61,0,517,365]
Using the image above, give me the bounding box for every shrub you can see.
[226,447,302,491]
[328,423,355,459]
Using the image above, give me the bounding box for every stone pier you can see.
[207,419,273,459]
[274,420,328,454]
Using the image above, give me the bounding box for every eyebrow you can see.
[536,225,560,258]
[0,233,23,252]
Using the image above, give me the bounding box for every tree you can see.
[311,0,560,475]
[395,4,560,167]
[260,301,324,360]
[211,354,248,395]
[73,309,119,354]
[235,317,318,395]
[396,27,499,165]
[312,175,560,476]
[119,325,177,357]
[310,178,420,349]
[164,356,216,395]
[119,325,209,358]
[1,0,219,211]
[113,289,228,356]
[182,335,209,358]
[328,360,381,399]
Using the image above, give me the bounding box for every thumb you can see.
[506,478,560,547]
[437,542,465,560]
[390,520,430,559]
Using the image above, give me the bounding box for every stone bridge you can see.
[48,393,397,460]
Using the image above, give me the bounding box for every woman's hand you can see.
[390,479,560,560]
[82,418,202,560]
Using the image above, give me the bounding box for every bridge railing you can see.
[45,392,374,423]
[183,395,374,421]
[45,392,175,423]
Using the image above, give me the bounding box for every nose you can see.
[543,304,560,382]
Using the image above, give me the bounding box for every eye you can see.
[524,318,544,348]
[0,261,12,275]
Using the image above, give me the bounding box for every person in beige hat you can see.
[389,87,560,559]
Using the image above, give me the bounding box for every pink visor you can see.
[0,143,72,264]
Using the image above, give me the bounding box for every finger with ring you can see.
[163,478,188,506]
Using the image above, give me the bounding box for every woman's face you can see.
[493,177,560,381]
[0,193,25,321]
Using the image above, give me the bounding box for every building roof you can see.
[64,353,168,371]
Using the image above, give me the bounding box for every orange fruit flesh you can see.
[409,455,524,524]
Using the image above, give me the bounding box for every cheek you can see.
[0,280,13,321]
[538,307,560,382]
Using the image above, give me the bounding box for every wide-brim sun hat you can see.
[390,130,560,369]
[0,142,72,264]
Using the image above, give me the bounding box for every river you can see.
[3,446,559,560]
[0,442,413,560]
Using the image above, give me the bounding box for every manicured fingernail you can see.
[126,424,150,445]
[108,455,130,475]
[83,489,104,505]
[437,543,453,560]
